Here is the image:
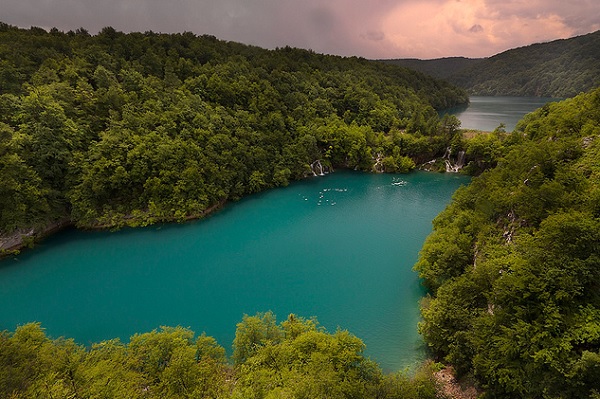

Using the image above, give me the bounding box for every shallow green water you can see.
[0,171,467,371]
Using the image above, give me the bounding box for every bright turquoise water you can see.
[446,96,561,132]
[0,171,467,371]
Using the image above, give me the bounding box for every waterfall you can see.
[373,152,384,173]
[457,150,466,168]
[443,147,465,173]
[310,160,329,176]
[443,147,452,159]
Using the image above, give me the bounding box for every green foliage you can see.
[385,30,600,97]
[233,311,282,365]
[234,314,381,399]
[380,361,442,399]
[0,22,468,237]
[462,130,506,175]
[415,87,600,398]
[0,122,51,233]
[1,315,444,399]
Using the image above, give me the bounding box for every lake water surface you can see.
[0,171,468,371]
[447,96,560,132]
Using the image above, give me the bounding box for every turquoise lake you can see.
[0,171,468,371]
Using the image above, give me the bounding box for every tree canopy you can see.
[384,30,600,98]
[0,314,443,399]
[415,87,600,398]
[0,22,467,241]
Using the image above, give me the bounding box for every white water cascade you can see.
[310,160,330,176]
[372,152,384,173]
[444,147,466,173]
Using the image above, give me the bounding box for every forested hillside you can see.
[415,87,600,398]
[381,57,482,80]
[0,22,467,249]
[384,30,600,97]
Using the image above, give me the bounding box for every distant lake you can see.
[0,171,468,371]
[446,96,561,132]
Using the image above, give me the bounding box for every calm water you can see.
[447,96,560,132]
[0,171,467,371]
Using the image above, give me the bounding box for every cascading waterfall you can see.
[372,152,384,173]
[310,160,330,176]
[444,147,466,173]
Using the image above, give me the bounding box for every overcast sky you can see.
[2,0,599,59]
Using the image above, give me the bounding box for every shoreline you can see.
[0,200,227,259]
[79,199,228,231]
[0,218,73,257]
[0,163,467,259]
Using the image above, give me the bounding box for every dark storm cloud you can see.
[308,6,337,34]
[1,0,599,58]
[469,24,483,33]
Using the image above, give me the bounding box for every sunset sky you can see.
[3,0,599,59]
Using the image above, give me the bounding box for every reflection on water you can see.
[444,96,561,132]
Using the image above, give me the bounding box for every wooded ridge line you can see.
[382,29,600,97]
[0,21,468,253]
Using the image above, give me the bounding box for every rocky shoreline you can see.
[0,219,73,256]
[0,200,228,258]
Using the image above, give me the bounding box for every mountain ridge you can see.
[382,30,600,97]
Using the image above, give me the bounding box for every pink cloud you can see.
[1,0,598,58]
[369,0,598,58]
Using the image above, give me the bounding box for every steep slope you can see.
[384,30,600,97]
[415,87,600,398]
[0,22,468,249]
[380,57,482,80]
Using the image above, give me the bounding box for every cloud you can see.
[362,31,386,42]
[469,24,484,33]
[0,0,599,58]
[377,0,598,58]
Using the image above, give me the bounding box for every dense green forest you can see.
[415,87,600,398]
[384,30,600,97]
[0,313,446,399]
[380,57,483,81]
[0,22,467,250]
